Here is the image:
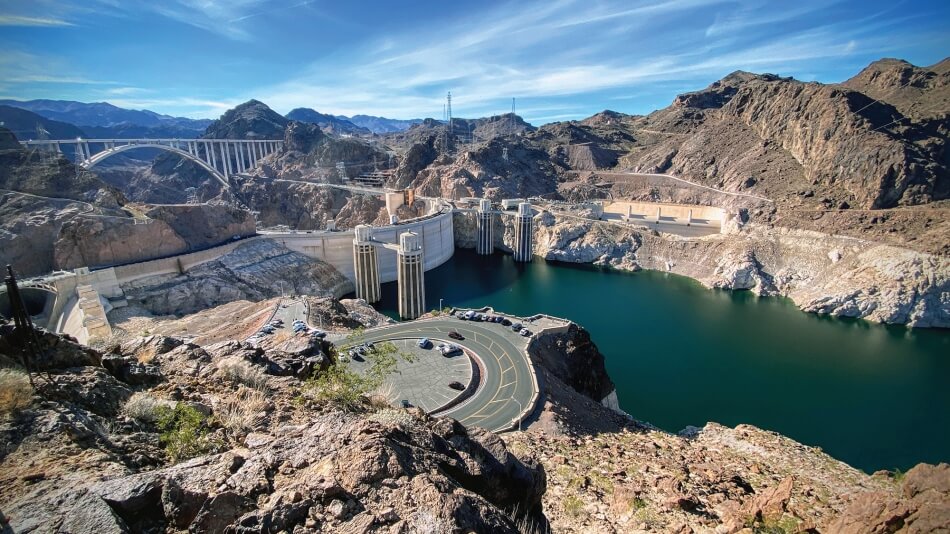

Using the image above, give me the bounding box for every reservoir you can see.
[367,248,950,473]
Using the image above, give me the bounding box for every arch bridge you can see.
[20,138,284,188]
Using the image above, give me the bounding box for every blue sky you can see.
[0,0,947,124]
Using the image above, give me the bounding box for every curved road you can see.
[358,318,536,432]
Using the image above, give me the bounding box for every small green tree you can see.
[154,403,216,462]
[304,338,415,411]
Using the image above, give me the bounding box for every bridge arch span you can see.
[84,144,230,188]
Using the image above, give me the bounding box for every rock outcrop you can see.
[530,212,949,327]
[0,325,545,533]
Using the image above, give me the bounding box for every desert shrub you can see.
[563,494,585,518]
[154,403,216,462]
[217,357,269,390]
[304,336,414,412]
[366,381,396,410]
[122,392,173,423]
[215,387,268,436]
[0,368,32,414]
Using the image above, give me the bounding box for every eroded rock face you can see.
[532,212,950,327]
[54,216,189,269]
[528,323,616,403]
[826,463,950,533]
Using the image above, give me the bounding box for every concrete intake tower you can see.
[476,198,493,255]
[397,231,425,319]
[352,225,380,303]
[513,202,533,262]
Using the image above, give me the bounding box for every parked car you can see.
[520,328,531,337]
[440,344,462,357]
[448,331,464,340]
[310,330,326,338]
[511,322,523,332]
[448,381,465,391]
[418,337,432,349]
[501,318,512,326]
[401,399,411,408]
[464,310,476,320]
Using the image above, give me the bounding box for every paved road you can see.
[355,318,537,432]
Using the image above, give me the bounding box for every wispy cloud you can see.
[0,15,74,27]
[106,86,148,95]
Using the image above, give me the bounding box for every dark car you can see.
[401,399,411,408]
[511,322,523,332]
[448,331,464,340]
[501,318,512,326]
[448,381,465,391]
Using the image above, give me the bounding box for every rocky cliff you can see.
[529,211,949,328]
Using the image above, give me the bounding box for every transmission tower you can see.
[444,91,453,155]
[510,97,516,135]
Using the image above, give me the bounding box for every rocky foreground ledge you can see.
[1,310,947,533]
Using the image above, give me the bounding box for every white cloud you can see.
[0,15,74,26]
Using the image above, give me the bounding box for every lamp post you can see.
[439,298,443,314]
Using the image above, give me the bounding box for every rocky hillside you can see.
[119,239,353,316]
[842,58,950,121]
[0,325,545,533]
[393,58,947,254]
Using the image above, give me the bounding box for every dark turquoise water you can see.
[368,248,950,473]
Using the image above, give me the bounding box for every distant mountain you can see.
[202,99,288,140]
[342,114,423,134]
[0,99,211,132]
[0,105,86,141]
[285,108,370,135]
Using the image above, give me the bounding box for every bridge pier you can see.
[476,198,493,255]
[352,225,381,303]
[397,231,425,320]
[513,202,533,262]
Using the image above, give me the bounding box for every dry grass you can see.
[217,357,270,390]
[0,368,33,414]
[122,392,173,423]
[214,387,269,437]
[366,381,396,410]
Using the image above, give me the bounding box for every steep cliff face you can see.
[528,323,616,403]
[51,204,256,272]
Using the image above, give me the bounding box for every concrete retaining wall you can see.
[603,200,724,224]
